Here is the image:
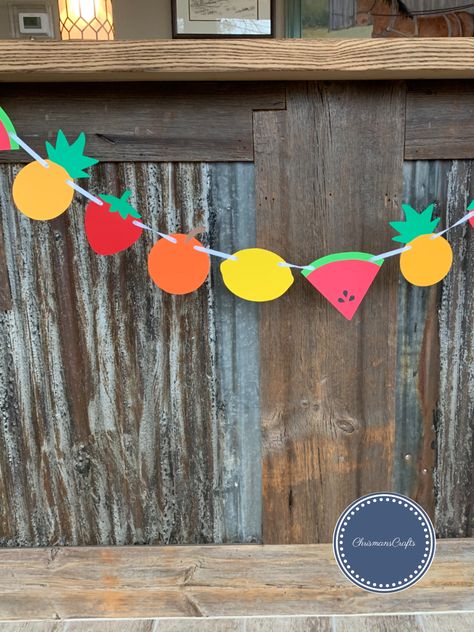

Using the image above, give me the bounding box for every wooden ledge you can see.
[0,539,472,620]
[0,39,474,82]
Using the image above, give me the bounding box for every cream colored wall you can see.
[0,1,12,38]
[0,0,285,39]
[114,0,285,39]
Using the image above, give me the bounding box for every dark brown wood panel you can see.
[255,82,405,544]
[0,83,285,163]
[0,540,471,620]
[405,81,474,160]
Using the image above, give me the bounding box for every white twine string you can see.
[10,132,103,205]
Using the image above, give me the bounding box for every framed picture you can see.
[172,0,275,38]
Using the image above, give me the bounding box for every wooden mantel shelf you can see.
[0,540,472,620]
[0,38,474,81]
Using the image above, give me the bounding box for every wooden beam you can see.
[405,82,474,160]
[0,540,472,620]
[0,40,473,82]
[0,614,473,631]
[0,83,285,163]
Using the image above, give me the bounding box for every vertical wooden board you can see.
[436,160,474,538]
[209,163,261,543]
[0,160,260,545]
[0,221,11,310]
[394,161,442,517]
[254,82,405,543]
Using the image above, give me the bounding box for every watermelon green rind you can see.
[301,252,382,278]
[0,107,19,150]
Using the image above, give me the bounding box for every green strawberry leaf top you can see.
[99,190,141,220]
[390,203,440,244]
[45,130,99,179]
[467,200,474,210]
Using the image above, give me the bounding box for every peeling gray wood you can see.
[436,160,474,538]
[0,161,260,545]
[394,161,442,514]
[400,160,474,537]
[208,163,261,543]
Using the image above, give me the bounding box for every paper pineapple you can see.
[390,204,453,287]
[12,130,98,221]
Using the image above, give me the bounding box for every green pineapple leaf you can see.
[390,203,440,244]
[45,130,99,179]
[99,190,141,220]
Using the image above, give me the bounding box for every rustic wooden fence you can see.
[0,80,472,546]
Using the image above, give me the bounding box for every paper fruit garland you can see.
[148,233,211,295]
[301,252,383,320]
[2,106,473,320]
[85,190,143,255]
[390,204,453,287]
[220,248,294,302]
[0,107,19,151]
[13,130,98,221]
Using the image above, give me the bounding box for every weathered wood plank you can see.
[209,163,261,543]
[254,82,405,544]
[0,83,285,163]
[0,540,471,620]
[436,161,474,538]
[393,161,442,516]
[0,161,260,546]
[0,221,12,310]
[405,82,474,160]
[0,40,474,81]
[1,614,474,631]
[0,613,473,631]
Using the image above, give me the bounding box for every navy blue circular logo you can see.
[333,492,436,593]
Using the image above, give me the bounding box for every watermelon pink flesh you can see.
[0,124,10,150]
[304,257,382,321]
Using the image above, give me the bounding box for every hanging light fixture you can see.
[58,0,114,40]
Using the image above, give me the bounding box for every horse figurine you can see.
[356,0,474,37]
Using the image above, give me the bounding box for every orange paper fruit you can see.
[148,233,210,295]
[390,204,453,287]
[12,130,98,221]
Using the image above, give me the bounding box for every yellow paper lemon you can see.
[220,248,294,302]
[400,234,453,287]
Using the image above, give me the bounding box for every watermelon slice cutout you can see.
[0,107,19,151]
[301,252,383,321]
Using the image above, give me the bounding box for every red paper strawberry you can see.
[85,190,143,255]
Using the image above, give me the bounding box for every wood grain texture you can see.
[393,162,442,517]
[436,161,474,538]
[255,82,404,544]
[1,614,474,631]
[0,161,261,546]
[405,82,474,160]
[0,40,474,81]
[0,83,285,163]
[0,221,12,311]
[0,540,471,620]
